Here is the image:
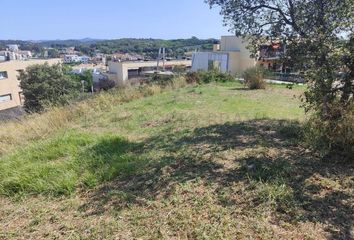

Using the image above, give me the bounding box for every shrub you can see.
[304,103,354,161]
[185,72,201,84]
[186,70,234,84]
[149,73,174,87]
[242,66,267,89]
[172,65,187,75]
[201,70,235,83]
[97,78,116,91]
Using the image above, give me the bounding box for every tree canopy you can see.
[207,0,352,38]
[207,0,353,111]
[19,63,81,112]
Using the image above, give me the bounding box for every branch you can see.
[246,4,293,25]
[287,0,306,37]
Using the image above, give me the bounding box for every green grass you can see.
[1,80,353,239]
[0,81,303,197]
[0,131,149,196]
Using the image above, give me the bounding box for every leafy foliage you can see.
[305,103,354,161]
[242,66,267,89]
[207,0,353,109]
[149,73,175,87]
[19,63,81,112]
[186,70,235,84]
[69,70,93,92]
[207,0,353,159]
[96,78,116,91]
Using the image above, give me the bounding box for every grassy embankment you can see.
[0,79,353,239]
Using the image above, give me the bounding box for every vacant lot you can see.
[0,81,353,239]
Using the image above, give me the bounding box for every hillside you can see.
[58,37,216,58]
[0,80,353,239]
[0,37,216,58]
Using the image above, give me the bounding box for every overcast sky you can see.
[1,0,231,40]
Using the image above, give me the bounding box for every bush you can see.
[242,66,267,89]
[172,65,187,75]
[149,73,174,87]
[185,70,234,84]
[305,103,354,161]
[19,63,81,113]
[185,72,201,84]
[97,78,116,91]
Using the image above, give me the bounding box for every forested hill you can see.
[80,37,216,57]
[0,37,217,58]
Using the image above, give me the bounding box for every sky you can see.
[1,0,231,40]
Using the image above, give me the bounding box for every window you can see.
[0,71,8,79]
[0,94,12,103]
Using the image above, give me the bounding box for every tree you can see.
[206,0,353,158]
[19,63,81,112]
[47,48,59,58]
[207,0,353,109]
[68,70,93,92]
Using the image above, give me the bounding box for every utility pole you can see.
[81,80,85,93]
[156,48,161,72]
[162,47,166,71]
[156,47,166,72]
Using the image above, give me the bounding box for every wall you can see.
[225,51,241,75]
[191,52,229,73]
[108,61,126,86]
[220,36,256,74]
[0,59,62,111]
[108,60,192,85]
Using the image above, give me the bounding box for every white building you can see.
[7,44,19,52]
[191,36,256,75]
[0,43,33,62]
[64,55,80,63]
[64,55,90,64]
[79,56,90,64]
[18,50,32,59]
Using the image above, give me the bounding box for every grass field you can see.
[0,80,353,239]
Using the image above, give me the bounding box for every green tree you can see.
[68,70,93,93]
[207,0,353,111]
[47,48,59,58]
[19,63,81,112]
[207,0,353,158]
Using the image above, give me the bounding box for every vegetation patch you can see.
[0,131,145,196]
[0,81,352,239]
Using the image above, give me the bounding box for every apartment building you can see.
[0,59,61,111]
